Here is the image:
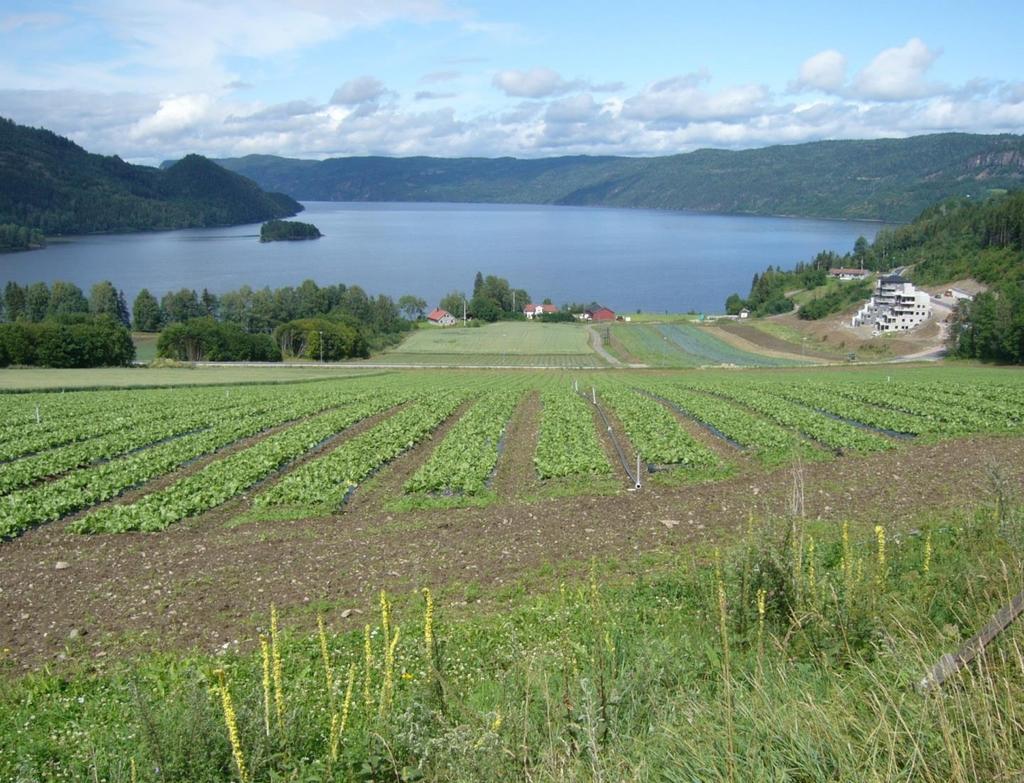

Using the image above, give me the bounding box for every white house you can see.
[523,303,558,319]
[427,308,457,326]
[738,308,750,319]
[852,275,932,332]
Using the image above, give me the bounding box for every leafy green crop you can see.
[256,393,467,509]
[404,390,523,495]
[534,389,612,479]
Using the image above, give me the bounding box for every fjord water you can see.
[1,202,884,313]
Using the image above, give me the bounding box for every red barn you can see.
[588,307,615,321]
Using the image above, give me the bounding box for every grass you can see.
[4,501,1024,782]
[0,365,390,391]
[609,322,807,367]
[351,352,605,368]
[617,311,704,323]
[131,331,159,362]
[385,322,596,356]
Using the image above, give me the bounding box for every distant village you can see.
[426,302,621,326]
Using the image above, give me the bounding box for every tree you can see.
[439,291,467,319]
[473,271,484,297]
[132,289,163,331]
[48,281,89,318]
[725,293,745,315]
[853,236,870,265]
[116,289,131,328]
[160,288,202,324]
[89,281,121,321]
[25,282,50,322]
[398,294,427,320]
[200,288,219,318]
[3,282,26,322]
[469,294,501,322]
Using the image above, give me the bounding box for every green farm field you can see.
[375,321,604,366]
[3,362,1024,782]
[606,321,812,367]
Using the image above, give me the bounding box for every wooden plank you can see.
[919,590,1024,691]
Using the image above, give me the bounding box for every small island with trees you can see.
[259,219,322,242]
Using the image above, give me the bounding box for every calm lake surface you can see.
[0,202,885,314]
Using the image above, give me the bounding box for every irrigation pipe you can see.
[578,386,641,489]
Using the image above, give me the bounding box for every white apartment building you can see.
[852,274,932,332]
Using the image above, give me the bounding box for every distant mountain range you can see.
[0,117,300,238]
[211,133,1024,223]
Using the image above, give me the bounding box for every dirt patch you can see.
[345,399,474,515]
[491,391,542,499]
[715,322,840,361]
[769,311,941,358]
[1,435,1023,672]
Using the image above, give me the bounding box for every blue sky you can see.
[1,1,1021,164]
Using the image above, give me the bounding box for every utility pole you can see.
[512,289,516,314]
[463,298,467,326]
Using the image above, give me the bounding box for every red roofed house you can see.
[427,308,457,326]
[523,303,558,319]
[587,306,616,321]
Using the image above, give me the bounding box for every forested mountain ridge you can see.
[0,117,301,238]
[212,133,1024,223]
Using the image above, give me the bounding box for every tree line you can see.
[0,224,46,252]
[436,272,531,322]
[1,278,418,364]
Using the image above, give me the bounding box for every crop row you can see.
[0,387,373,540]
[0,387,263,462]
[599,387,717,468]
[887,383,1023,427]
[404,390,523,495]
[686,383,896,453]
[827,383,994,432]
[0,395,282,496]
[534,390,612,479]
[643,384,798,464]
[70,395,403,534]
[256,393,467,509]
[757,383,936,437]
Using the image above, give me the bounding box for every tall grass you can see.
[2,503,1023,781]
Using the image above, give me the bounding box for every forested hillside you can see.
[729,190,1024,362]
[214,133,1024,222]
[0,117,301,240]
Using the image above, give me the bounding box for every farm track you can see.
[2,433,1023,671]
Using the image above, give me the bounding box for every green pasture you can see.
[609,322,808,367]
[387,322,595,356]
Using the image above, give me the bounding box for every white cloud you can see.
[852,38,942,101]
[795,50,847,92]
[414,91,457,101]
[130,94,216,140]
[623,74,770,124]
[331,76,390,106]
[492,67,582,98]
[544,94,602,124]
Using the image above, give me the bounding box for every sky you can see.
[1,0,1022,165]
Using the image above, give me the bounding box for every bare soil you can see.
[3,432,1023,672]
